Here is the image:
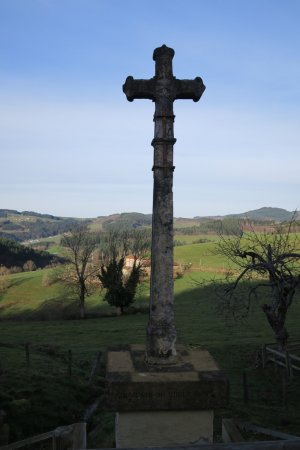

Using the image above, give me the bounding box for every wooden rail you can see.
[262,341,300,378]
[0,422,86,450]
[221,419,300,448]
[0,430,54,449]
[84,442,300,450]
[4,420,300,450]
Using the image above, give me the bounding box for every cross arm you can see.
[123,76,156,102]
[174,77,206,102]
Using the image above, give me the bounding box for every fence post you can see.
[261,344,266,368]
[53,424,73,449]
[25,343,30,367]
[89,351,102,384]
[222,419,244,443]
[68,350,72,377]
[282,372,287,408]
[285,350,293,379]
[72,422,86,449]
[52,434,57,450]
[242,370,249,403]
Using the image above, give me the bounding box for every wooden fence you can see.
[262,340,300,378]
[0,343,102,448]
[0,422,86,450]
[85,442,300,450]
[3,420,300,450]
[0,341,103,381]
[0,342,75,376]
[222,419,300,443]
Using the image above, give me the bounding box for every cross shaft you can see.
[123,45,205,363]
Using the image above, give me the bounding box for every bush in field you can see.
[0,268,10,293]
[23,260,37,272]
[6,266,22,274]
[99,257,141,314]
[98,229,150,314]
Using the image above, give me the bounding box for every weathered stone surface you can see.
[105,345,229,412]
[123,45,205,362]
[116,410,214,448]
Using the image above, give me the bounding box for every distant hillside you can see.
[0,209,90,242]
[1,207,298,242]
[196,207,299,223]
[89,212,152,232]
[227,207,298,222]
[0,237,64,269]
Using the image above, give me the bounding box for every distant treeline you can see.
[0,237,64,269]
[102,215,294,235]
[0,216,90,242]
[101,216,244,235]
[175,218,244,235]
[175,218,300,235]
[102,212,152,232]
[0,209,65,219]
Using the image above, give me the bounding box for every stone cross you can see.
[123,45,205,363]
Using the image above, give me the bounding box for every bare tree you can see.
[61,226,100,319]
[99,229,150,265]
[218,219,300,349]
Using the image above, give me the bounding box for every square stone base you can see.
[105,344,229,447]
[116,410,214,448]
[105,344,229,412]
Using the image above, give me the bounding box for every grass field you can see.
[0,235,223,320]
[1,233,300,446]
[174,240,229,272]
[0,268,150,320]
[1,277,300,445]
[174,233,218,243]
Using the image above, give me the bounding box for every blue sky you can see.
[1,0,299,218]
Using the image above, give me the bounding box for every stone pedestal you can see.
[105,344,229,448]
[116,410,213,447]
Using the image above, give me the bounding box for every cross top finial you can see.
[123,45,205,103]
[153,44,175,61]
[153,44,175,79]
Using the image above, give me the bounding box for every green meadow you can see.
[1,234,300,446]
[174,240,228,270]
[0,237,227,320]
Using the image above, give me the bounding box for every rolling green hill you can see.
[1,207,299,244]
[0,210,89,242]
[227,206,299,222]
[196,207,300,223]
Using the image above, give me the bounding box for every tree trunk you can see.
[79,282,86,319]
[275,328,289,351]
[262,304,288,350]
